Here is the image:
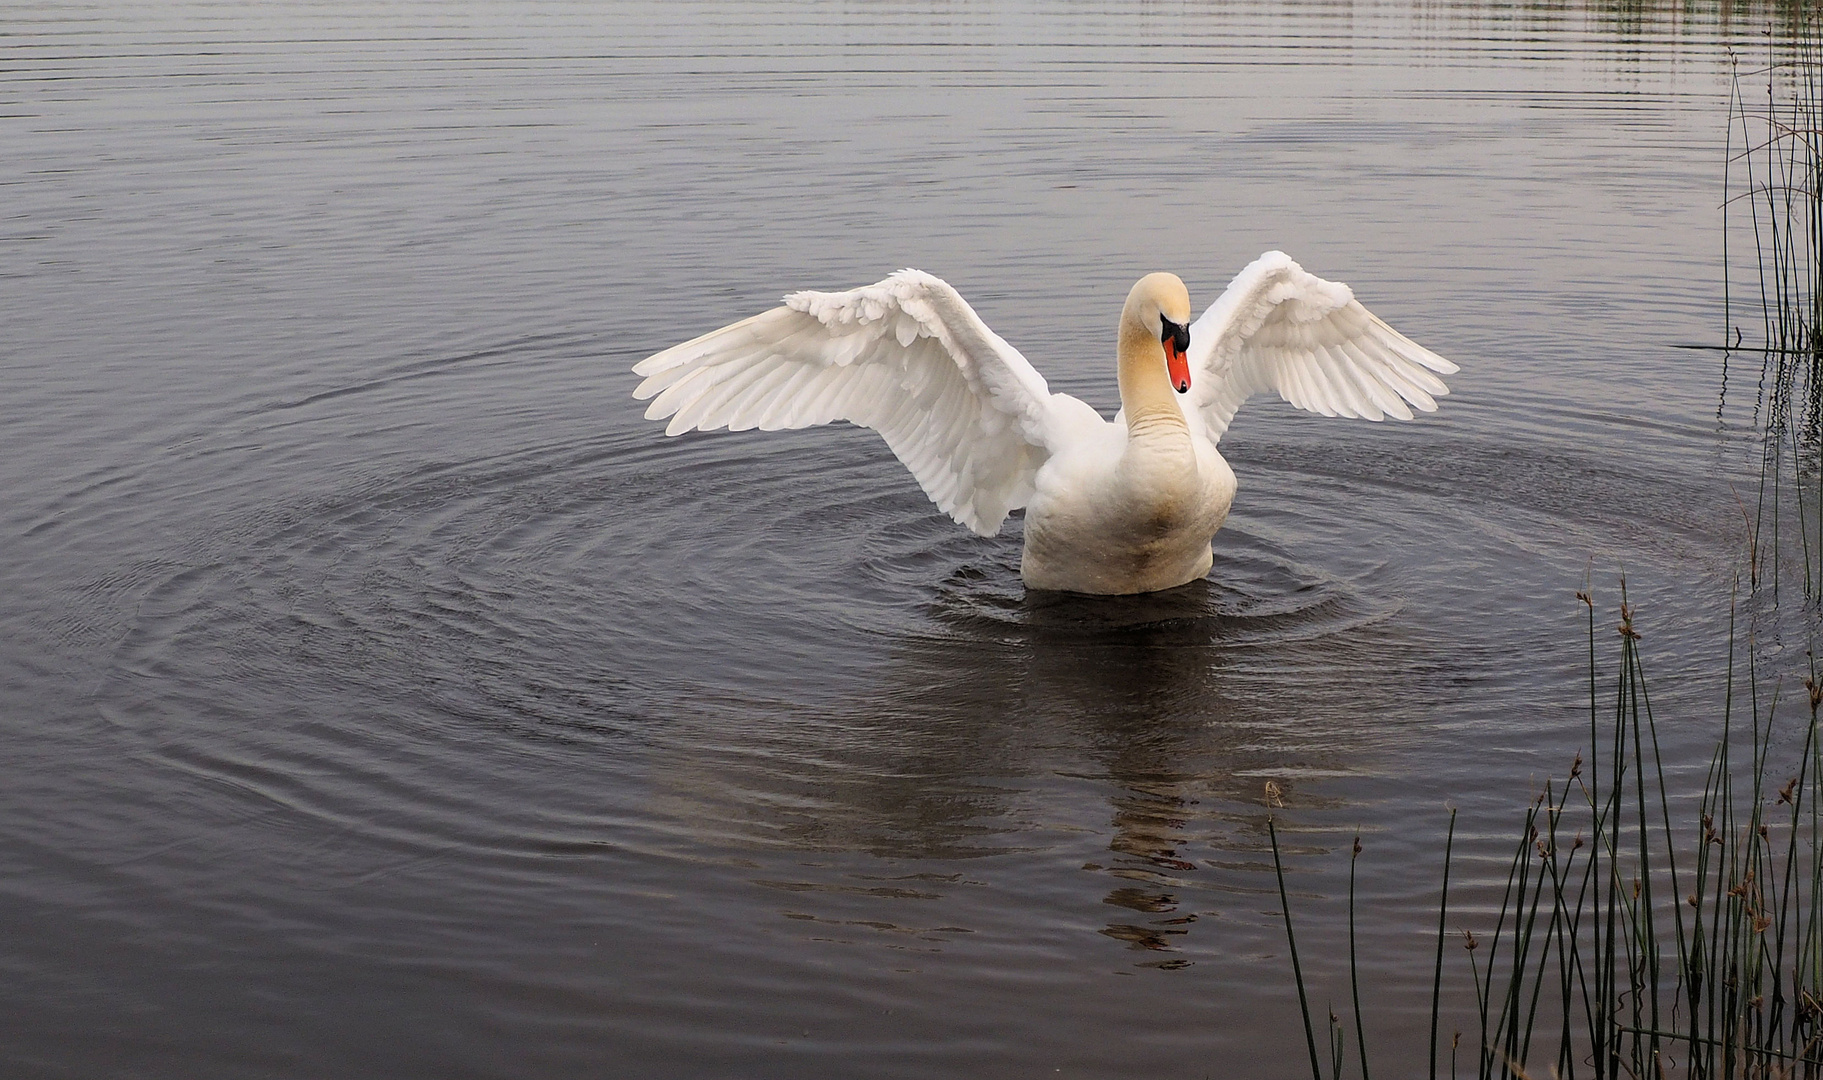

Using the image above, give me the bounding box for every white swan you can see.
[632,251,1457,595]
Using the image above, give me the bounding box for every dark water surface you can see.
[0,2,1790,1076]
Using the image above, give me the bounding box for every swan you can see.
[632,251,1458,595]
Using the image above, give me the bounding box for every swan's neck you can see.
[1117,322,1188,439]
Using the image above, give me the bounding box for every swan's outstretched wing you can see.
[1187,251,1458,442]
[633,269,1058,536]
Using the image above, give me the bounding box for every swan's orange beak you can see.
[1166,343,1190,394]
[1162,319,1191,394]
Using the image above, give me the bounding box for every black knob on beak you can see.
[1162,319,1189,355]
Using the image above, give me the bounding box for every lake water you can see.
[1,2,1801,1076]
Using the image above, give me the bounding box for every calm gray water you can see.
[0,2,1793,1076]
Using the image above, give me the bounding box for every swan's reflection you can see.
[1015,584,1284,956]
[647,571,1405,952]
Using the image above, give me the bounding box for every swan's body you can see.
[632,252,1457,595]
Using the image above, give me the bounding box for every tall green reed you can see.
[1726,6,1823,599]
[1272,590,1823,1079]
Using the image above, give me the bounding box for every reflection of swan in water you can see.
[1014,588,1278,960]
[633,254,1456,595]
[642,576,1401,958]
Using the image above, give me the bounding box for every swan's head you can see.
[1125,272,1193,394]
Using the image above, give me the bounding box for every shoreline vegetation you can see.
[1727,4,1823,603]
[1276,591,1823,1079]
[1272,9,1823,1078]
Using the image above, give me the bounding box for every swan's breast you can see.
[1018,435,1236,595]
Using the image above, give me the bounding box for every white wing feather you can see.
[632,270,1057,536]
[1188,251,1459,442]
